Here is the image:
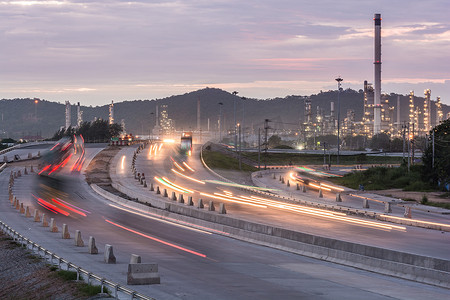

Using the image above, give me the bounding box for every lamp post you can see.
[335,76,343,165]
[232,91,238,152]
[241,96,246,147]
[218,102,223,142]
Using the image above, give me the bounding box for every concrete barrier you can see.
[385,202,392,213]
[319,189,323,198]
[150,183,154,191]
[42,214,48,227]
[75,230,84,247]
[404,206,412,218]
[127,263,160,285]
[171,192,177,201]
[33,209,40,222]
[25,206,31,218]
[218,203,227,214]
[178,194,184,204]
[336,193,342,202]
[97,181,450,288]
[156,186,160,194]
[197,198,204,209]
[163,189,168,197]
[104,244,116,264]
[89,236,98,254]
[187,196,193,206]
[50,218,58,232]
[208,201,215,211]
[363,198,370,208]
[62,224,70,239]
[130,254,141,264]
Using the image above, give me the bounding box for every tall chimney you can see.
[373,13,382,134]
[65,101,71,129]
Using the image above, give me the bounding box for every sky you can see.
[1,0,449,106]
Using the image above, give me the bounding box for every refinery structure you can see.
[300,13,445,144]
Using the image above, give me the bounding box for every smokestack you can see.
[77,102,83,128]
[396,96,401,131]
[109,100,114,125]
[373,13,382,134]
[65,101,71,129]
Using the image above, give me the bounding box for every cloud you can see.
[0,0,449,105]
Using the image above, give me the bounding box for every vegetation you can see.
[51,119,122,142]
[202,150,258,172]
[53,269,109,297]
[243,152,402,166]
[330,165,433,191]
[422,119,450,190]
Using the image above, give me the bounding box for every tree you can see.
[370,133,390,151]
[422,119,450,189]
[268,135,282,148]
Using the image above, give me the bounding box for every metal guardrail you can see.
[0,221,154,300]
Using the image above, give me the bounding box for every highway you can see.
[1,142,450,299]
[129,142,450,260]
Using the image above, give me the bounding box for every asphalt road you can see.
[1,143,449,299]
[129,143,450,260]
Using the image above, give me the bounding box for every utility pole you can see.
[238,123,242,170]
[241,97,246,146]
[335,76,343,165]
[258,128,261,170]
[232,91,238,153]
[402,123,405,161]
[407,123,411,172]
[412,123,415,165]
[264,119,270,170]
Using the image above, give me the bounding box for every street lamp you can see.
[335,76,343,165]
[232,91,238,151]
[241,96,246,147]
[218,102,223,142]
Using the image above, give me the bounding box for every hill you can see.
[1,88,449,139]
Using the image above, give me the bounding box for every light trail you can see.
[162,177,195,193]
[171,168,205,184]
[154,177,188,194]
[200,192,267,208]
[108,203,230,236]
[173,161,185,172]
[109,204,211,234]
[309,183,332,191]
[204,190,405,231]
[121,155,126,169]
[52,198,87,217]
[105,219,207,258]
[182,162,195,172]
[204,180,279,191]
[380,214,450,229]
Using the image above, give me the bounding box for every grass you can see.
[52,269,110,297]
[242,152,403,166]
[202,150,258,172]
[424,201,450,210]
[330,165,434,191]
